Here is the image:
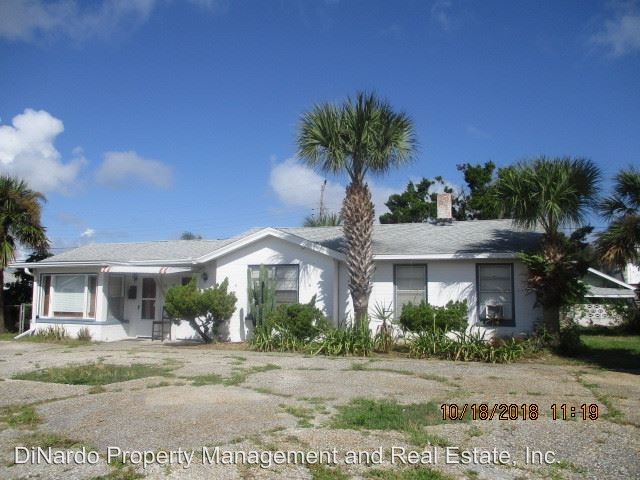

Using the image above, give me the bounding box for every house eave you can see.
[194,227,345,263]
[373,252,520,260]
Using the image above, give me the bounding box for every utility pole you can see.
[318,179,327,220]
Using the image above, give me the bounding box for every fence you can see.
[4,303,32,333]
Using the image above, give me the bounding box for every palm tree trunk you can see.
[0,269,5,333]
[542,304,560,336]
[342,182,375,328]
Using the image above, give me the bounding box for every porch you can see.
[33,267,196,342]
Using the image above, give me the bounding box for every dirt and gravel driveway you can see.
[0,340,638,479]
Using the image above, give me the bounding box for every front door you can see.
[138,277,157,337]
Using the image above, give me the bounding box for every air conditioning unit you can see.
[485,304,504,320]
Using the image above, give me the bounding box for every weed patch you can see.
[368,467,453,479]
[19,432,85,449]
[0,404,41,428]
[13,363,174,386]
[190,374,225,386]
[308,463,350,480]
[576,373,624,420]
[280,404,314,427]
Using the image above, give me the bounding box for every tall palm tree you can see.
[297,92,416,325]
[596,167,640,269]
[495,157,601,334]
[0,176,49,332]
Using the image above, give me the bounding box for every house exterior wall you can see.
[27,241,541,342]
[207,236,338,342]
[347,259,539,337]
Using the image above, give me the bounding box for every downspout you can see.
[14,329,35,339]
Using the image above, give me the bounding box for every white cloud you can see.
[96,151,172,189]
[591,12,640,57]
[0,0,227,43]
[80,228,95,238]
[431,0,453,31]
[0,108,85,193]
[269,158,401,217]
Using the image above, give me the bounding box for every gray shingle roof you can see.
[586,286,636,298]
[35,220,540,265]
[37,229,263,264]
[282,219,541,256]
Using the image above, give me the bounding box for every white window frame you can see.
[476,263,515,326]
[248,264,300,306]
[393,264,428,319]
[39,273,98,320]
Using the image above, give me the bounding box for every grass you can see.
[308,463,349,480]
[348,363,452,385]
[575,372,624,420]
[224,364,281,386]
[576,334,640,371]
[0,404,41,428]
[331,398,463,446]
[12,362,174,385]
[0,332,16,341]
[368,467,453,480]
[19,431,85,448]
[280,404,314,427]
[190,374,225,386]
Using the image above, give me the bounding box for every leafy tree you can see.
[180,231,203,240]
[164,277,237,343]
[303,212,342,227]
[298,92,416,325]
[0,176,49,333]
[595,167,640,269]
[379,177,457,223]
[495,157,601,334]
[456,161,501,219]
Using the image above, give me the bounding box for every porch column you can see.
[96,271,108,322]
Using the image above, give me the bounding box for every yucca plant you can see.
[371,302,395,353]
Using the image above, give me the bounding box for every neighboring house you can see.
[11,219,544,342]
[565,268,637,328]
[623,262,640,289]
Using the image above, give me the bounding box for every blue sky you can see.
[1,0,639,255]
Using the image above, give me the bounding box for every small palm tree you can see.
[297,92,416,325]
[495,157,601,334]
[303,212,342,227]
[0,176,49,332]
[596,167,640,269]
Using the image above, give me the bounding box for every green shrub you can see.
[164,277,237,343]
[399,300,468,333]
[265,298,329,340]
[409,329,544,363]
[557,321,584,355]
[310,323,373,356]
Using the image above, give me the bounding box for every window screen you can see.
[477,264,514,325]
[107,276,125,321]
[394,265,427,317]
[249,265,299,306]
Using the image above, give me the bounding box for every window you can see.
[107,276,125,321]
[141,278,157,320]
[249,265,299,306]
[394,265,427,318]
[40,274,97,319]
[476,264,514,326]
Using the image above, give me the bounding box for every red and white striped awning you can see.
[100,266,192,274]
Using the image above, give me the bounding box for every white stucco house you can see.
[11,219,546,342]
